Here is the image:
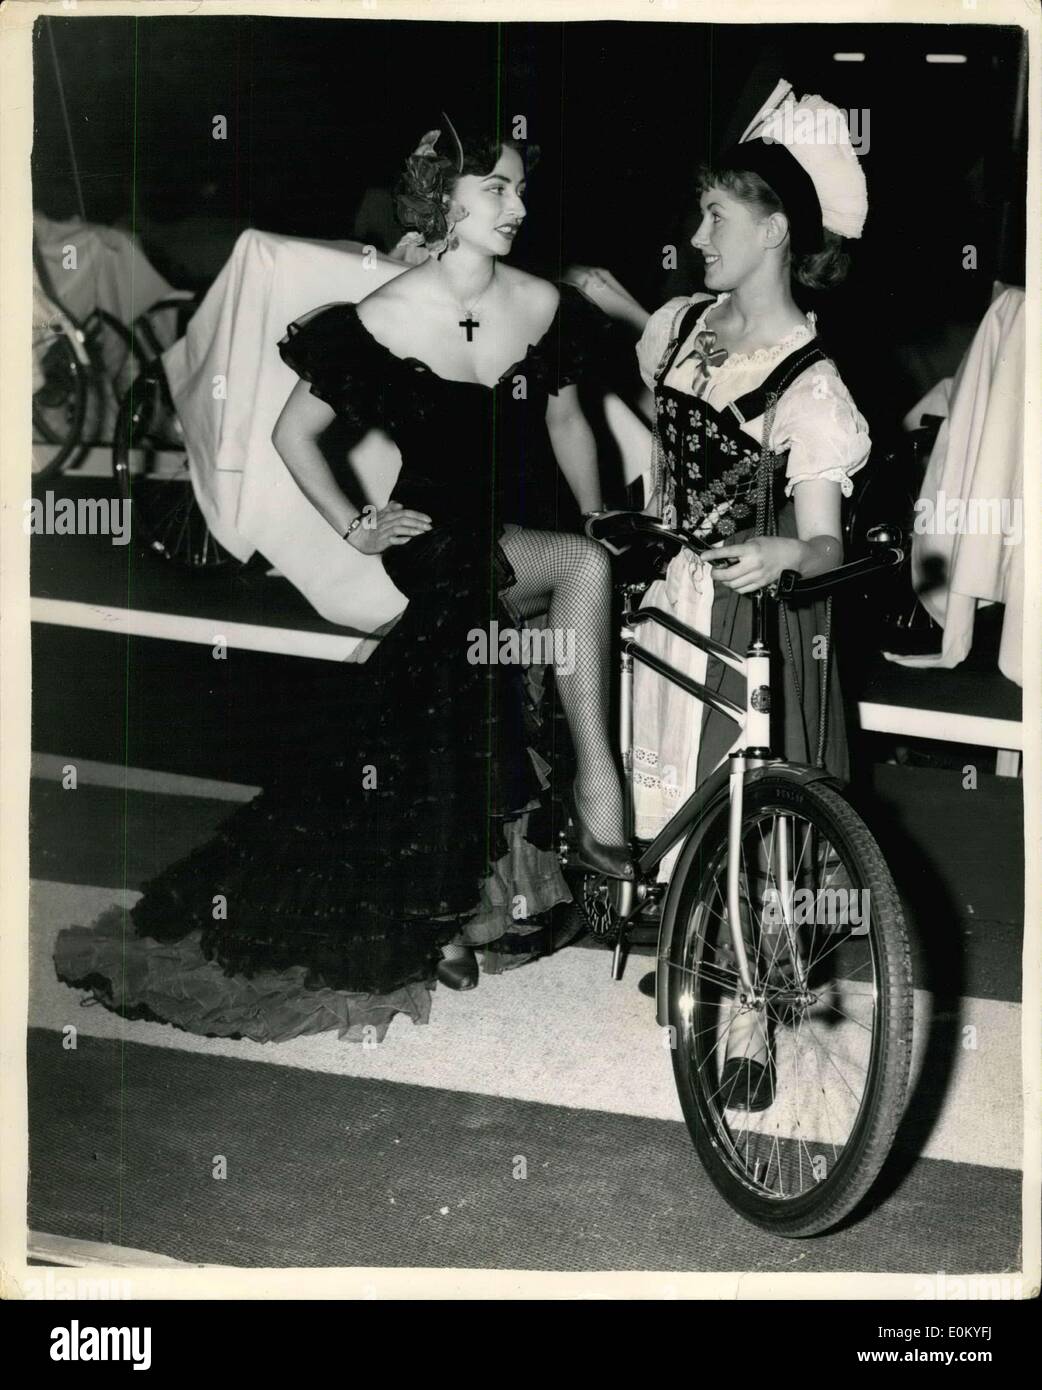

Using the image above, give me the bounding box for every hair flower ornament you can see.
[412,128,442,159]
[395,112,467,256]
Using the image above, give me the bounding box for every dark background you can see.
[31,14,1028,440]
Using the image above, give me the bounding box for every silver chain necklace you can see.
[453,270,497,342]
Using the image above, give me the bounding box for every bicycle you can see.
[563,510,913,1238]
[32,262,134,481]
[110,296,237,570]
[32,230,198,486]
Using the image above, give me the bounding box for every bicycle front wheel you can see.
[667,773,912,1237]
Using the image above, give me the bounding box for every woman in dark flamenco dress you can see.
[54,119,634,1043]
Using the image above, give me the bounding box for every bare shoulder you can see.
[501,265,559,308]
[499,266,559,332]
[355,267,424,328]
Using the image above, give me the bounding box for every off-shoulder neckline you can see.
[346,281,584,390]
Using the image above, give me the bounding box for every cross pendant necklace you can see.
[455,271,496,341]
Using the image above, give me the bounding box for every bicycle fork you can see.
[728,592,811,1001]
[610,590,641,978]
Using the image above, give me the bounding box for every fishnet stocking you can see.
[499,527,625,846]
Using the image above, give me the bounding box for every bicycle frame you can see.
[618,581,835,1020]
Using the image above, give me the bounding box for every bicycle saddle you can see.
[584,510,701,558]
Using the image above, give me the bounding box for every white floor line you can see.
[29,880,1023,1171]
[32,597,363,664]
[32,755,258,802]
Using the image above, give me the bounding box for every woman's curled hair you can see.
[695,162,851,291]
[395,127,540,249]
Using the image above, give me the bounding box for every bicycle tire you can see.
[33,335,89,480]
[667,773,913,1237]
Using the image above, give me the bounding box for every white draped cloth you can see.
[162,229,413,631]
[33,211,176,333]
[890,286,1025,686]
[162,226,652,633]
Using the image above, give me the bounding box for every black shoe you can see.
[719,1056,776,1112]
[436,946,479,991]
[563,788,635,881]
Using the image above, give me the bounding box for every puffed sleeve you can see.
[277,302,375,436]
[550,282,625,394]
[771,361,872,497]
[635,295,712,390]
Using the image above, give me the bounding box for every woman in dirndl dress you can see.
[576,83,873,1106]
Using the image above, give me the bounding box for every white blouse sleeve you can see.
[635,296,709,390]
[770,361,872,497]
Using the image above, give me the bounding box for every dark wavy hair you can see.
[395,125,540,249]
[695,161,851,291]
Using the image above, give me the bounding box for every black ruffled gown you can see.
[53,283,614,1042]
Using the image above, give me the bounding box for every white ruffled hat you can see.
[740,79,869,240]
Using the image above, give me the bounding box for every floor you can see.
[25,759,1025,1272]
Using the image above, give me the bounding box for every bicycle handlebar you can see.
[584,510,905,600]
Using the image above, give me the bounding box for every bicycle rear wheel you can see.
[667,773,912,1237]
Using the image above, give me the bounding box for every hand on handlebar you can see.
[705,537,804,596]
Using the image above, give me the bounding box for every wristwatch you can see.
[342,515,364,542]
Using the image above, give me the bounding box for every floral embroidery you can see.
[690,498,734,540]
[685,492,705,522]
[655,382,797,545]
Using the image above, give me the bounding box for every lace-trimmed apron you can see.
[633,301,831,872]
